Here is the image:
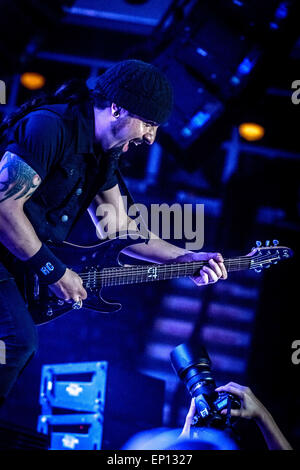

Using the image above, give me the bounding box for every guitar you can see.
[23,235,293,325]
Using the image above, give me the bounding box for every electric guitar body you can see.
[25,234,146,325]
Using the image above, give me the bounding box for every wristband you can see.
[24,243,67,284]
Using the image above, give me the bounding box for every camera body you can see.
[189,377,241,428]
[170,342,241,428]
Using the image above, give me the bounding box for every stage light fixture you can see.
[238,122,265,141]
[20,72,46,90]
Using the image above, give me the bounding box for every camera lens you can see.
[170,342,215,396]
[170,342,211,377]
[170,342,221,423]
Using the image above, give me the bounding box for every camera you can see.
[170,342,241,429]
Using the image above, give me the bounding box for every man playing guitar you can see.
[0,60,227,404]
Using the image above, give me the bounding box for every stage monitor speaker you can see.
[38,361,165,450]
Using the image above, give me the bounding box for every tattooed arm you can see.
[0,151,43,259]
[0,151,87,302]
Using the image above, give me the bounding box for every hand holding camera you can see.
[171,342,292,450]
[170,342,241,429]
[215,382,266,420]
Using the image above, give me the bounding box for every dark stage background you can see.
[0,0,299,450]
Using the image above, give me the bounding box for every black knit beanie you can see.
[93,59,173,125]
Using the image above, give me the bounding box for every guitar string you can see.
[78,259,250,280]
[78,255,279,281]
[77,254,281,285]
[77,253,278,276]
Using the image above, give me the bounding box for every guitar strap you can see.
[116,169,150,244]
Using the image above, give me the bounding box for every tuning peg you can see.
[254,267,262,273]
[272,239,279,246]
[265,240,270,247]
[256,241,262,247]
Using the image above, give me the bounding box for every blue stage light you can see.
[181,111,211,138]
[269,2,289,29]
[237,57,255,75]
[191,111,211,127]
[196,47,208,57]
[181,127,193,138]
[275,2,288,20]
[230,76,240,85]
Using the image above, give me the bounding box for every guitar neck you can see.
[80,256,252,288]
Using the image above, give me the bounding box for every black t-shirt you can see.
[1,100,119,244]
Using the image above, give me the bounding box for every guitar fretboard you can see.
[80,257,253,288]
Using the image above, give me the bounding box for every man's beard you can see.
[111,114,131,138]
[109,115,132,157]
[103,118,128,159]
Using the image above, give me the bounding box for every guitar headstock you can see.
[249,240,294,272]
